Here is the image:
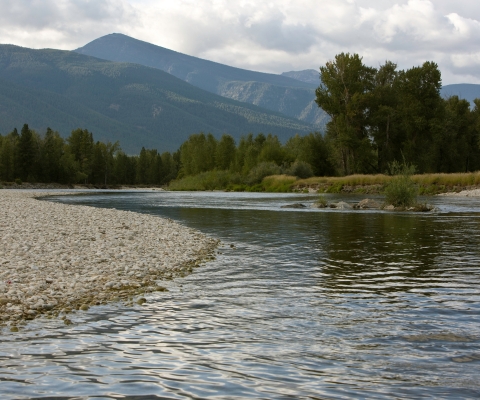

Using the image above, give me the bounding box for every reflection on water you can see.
[1,191,480,399]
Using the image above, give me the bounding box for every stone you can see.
[280,203,307,209]
[356,199,382,209]
[0,190,219,325]
[329,201,352,210]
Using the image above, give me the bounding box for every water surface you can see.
[1,191,480,399]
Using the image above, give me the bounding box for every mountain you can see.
[281,69,319,85]
[75,33,328,127]
[0,45,314,153]
[441,84,480,107]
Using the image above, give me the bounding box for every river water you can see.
[1,191,480,399]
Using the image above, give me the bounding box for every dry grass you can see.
[297,174,392,187]
[298,172,480,187]
[260,175,298,192]
[411,172,480,187]
[296,172,480,194]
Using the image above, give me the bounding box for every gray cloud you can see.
[0,0,138,49]
[0,0,479,84]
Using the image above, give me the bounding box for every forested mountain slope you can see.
[0,45,313,153]
[75,33,328,127]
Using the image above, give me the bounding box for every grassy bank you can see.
[168,171,480,194]
[296,172,480,194]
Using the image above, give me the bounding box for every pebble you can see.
[0,191,219,326]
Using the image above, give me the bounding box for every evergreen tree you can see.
[18,124,37,181]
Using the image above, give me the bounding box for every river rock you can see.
[280,203,307,209]
[355,199,382,209]
[0,190,219,325]
[329,201,352,209]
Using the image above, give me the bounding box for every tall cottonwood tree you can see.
[315,53,377,175]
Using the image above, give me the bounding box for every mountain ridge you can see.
[75,33,328,127]
[0,45,313,153]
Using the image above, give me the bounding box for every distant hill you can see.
[0,45,314,153]
[75,33,328,128]
[441,84,480,107]
[282,69,319,85]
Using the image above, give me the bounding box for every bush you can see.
[15,178,22,185]
[246,162,281,185]
[315,195,328,207]
[384,161,417,207]
[286,161,314,179]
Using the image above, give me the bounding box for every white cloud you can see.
[0,0,479,84]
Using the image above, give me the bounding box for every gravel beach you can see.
[0,191,219,328]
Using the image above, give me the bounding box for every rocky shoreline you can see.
[438,189,480,197]
[0,191,219,330]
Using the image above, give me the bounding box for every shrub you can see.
[246,162,281,185]
[15,178,22,185]
[286,161,314,179]
[315,195,328,207]
[383,161,417,207]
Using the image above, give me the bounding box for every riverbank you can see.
[0,182,166,190]
[0,191,219,329]
[438,188,480,196]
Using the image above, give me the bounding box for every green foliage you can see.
[315,195,328,207]
[315,54,480,175]
[315,53,377,175]
[286,160,314,179]
[0,124,179,185]
[383,161,418,207]
[246,162,282,185]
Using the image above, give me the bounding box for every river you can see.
[1,191,480,399]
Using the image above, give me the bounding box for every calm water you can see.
[2,191,480,399]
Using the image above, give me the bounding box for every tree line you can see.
[0,125,178,185]
[2,53,480,185]
[315,53,480,175]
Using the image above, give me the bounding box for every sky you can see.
[1,0,479,85]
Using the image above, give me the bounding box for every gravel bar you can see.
[0,191,219,328]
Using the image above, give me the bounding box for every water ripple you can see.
[1,192,480,399]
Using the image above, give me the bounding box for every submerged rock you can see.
[281,203,307,209]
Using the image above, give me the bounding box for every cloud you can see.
[0,0,479,84]
[0,0,139,49]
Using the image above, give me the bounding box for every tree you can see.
[67,128,94,182]
[18,124,37,181]
[315,53,377,175]
[369,61,400,172]
[41,128,65,183]
[285,133,335,176]
[180,133,217,175]
[215,134,236,170]
[0,129,19,181]
[394,61,443,172]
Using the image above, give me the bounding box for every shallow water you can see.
[2,191,480,399]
